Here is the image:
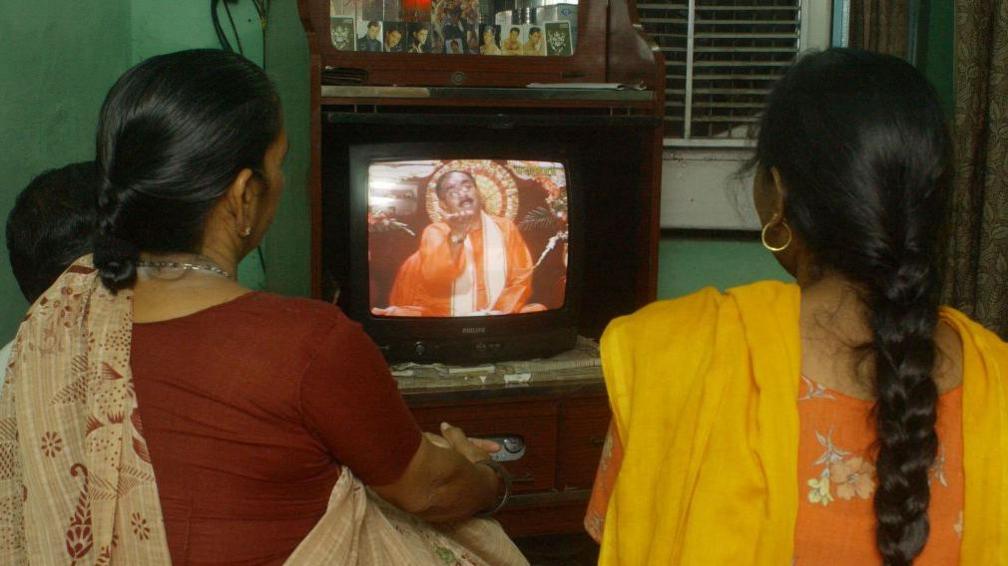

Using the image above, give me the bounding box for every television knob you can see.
[503,437,525,453]
[475,342,487,352]
[414,342,427,356]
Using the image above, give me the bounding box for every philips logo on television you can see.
[462,327,487,334]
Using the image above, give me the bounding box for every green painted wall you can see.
[0,0,132,341]
[131,2,263,64]
[261,2,312,297]
[657,236,793,298]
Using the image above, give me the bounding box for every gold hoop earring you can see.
[761,222,792,253]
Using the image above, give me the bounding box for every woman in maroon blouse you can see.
[48,49,519,564]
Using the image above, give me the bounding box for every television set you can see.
[344,143,584,363]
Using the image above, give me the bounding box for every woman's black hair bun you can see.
[93,234,140,293]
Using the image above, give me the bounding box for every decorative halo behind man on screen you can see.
[375,165,546,317]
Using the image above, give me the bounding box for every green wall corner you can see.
[0,0,132,340]
[657,236,793,299]
[262,2,313,297]
[130,2,264,64]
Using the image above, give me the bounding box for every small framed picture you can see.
[330,16,355,51]
[545,21,573,57]
[523,24,547,56]
[356,20,384,52]
[478,24,502,55]
[406,22,432,53]
[444,35,466,54]
[383,21,407,52]
[500,24,524,56]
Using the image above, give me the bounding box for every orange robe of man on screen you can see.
[388,211,537,317]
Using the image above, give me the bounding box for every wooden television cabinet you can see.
[298,0,664,537]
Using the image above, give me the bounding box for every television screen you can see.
[366,158,569,319]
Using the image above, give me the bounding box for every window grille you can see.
[637,0,804,147]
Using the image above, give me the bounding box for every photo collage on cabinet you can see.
[329,0,578,56]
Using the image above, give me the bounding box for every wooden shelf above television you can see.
[299,0,660,88]
[321,85,654,101]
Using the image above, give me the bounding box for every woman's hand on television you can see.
[467,436,503,454]
[423,429,501,457]
[438,422,502,462]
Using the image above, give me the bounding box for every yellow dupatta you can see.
[598,281,1008,565]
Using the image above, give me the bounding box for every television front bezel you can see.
[346,142,585,363]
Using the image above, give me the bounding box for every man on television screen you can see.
[383,170,540,317]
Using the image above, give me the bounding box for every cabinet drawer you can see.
[557,397,611,489]
[412,401,558,493]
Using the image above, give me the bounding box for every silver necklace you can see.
[137,259,233,279]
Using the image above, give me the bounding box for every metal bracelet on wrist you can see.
[474,458,512,517]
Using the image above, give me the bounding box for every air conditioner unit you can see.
[640,0,832,229]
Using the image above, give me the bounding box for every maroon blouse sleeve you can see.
[299,316,422,486]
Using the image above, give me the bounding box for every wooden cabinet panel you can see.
[557,397,610,490]
[497,491,594,538]
[411,401,558,493]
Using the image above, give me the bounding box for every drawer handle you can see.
[512,472,536,484]
[481,435,525,462]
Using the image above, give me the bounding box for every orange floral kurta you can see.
[586,377,964,563]
[792,377,963,564]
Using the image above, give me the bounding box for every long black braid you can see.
[754,48,953,564]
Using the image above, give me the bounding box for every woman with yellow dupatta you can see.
[0,49,526,565]
[586,48,1007,565]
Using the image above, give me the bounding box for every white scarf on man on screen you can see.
[451,211,506,316]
